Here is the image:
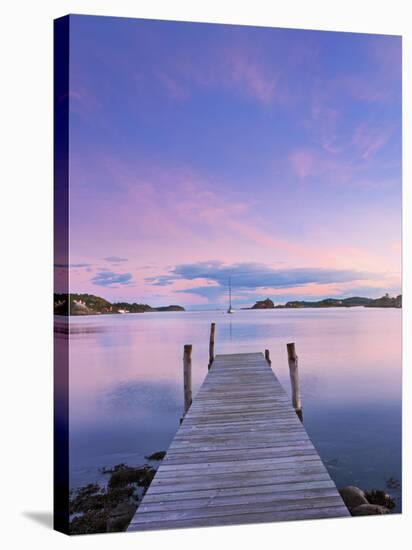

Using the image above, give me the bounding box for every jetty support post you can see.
[287,342,303,422]
[208,323,216,370]
[183,344,193,418]
[264,349,272,366]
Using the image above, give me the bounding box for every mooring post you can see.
[287,342,303,422]
[264,349,272,366]
[208,323,216,370]
[183,344,193,417]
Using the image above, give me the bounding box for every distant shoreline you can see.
[54,292,402,316]
[54,293,185,316]
[247,294,402,310]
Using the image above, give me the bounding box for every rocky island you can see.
[248,294,402,310]
[54,293,185,316]
[251,298,276,309]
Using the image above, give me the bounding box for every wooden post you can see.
[287,342,303,422]
[208,323,216,370]
[264,349,271,366]
[183,344,192,417]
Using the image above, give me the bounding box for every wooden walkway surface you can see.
[128,352,349,531]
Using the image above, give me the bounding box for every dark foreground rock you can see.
[108,465,155,489]
[339,485,396,517]
[365,489,396,510]
[107,502,139,532]
[339,486,369,509]
[351,504,391,516]
[69,459,161,535]
[145,451,166,461]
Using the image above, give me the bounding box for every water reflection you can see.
[66,308,401,510]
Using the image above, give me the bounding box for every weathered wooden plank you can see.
[145,471,331,495]
[127,352,349,531]
[128,505,349,531]
[138,487,341,512]
[154,460,326,482]
[163,446,317,464]
[131,496,346,524]
[141,479,338,503]
[159,454,321,473]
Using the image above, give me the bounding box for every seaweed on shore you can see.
[108,465,155,489]
[69,461,159,534]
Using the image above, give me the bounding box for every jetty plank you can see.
[128,352,349,531]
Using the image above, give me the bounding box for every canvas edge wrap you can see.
[53,14,70,535]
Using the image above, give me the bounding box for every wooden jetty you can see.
[128,351,349,532]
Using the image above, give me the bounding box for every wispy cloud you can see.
[146,261,377,297]
[352,122,392,160]
[154,44,282,106]
[104,256,128,263]
[91,271,133,288]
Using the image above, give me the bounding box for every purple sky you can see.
[59,15,402,308]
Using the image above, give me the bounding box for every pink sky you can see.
[60,18,401,308]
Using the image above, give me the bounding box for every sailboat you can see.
[227,277,234,314]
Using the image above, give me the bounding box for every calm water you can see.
[59,308,402,509]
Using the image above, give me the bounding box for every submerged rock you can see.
[339,486,369,510]
[145,451,166,461]
[351,504,390,516]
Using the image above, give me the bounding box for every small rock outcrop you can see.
[339,486,369,509]
[339,485,395,516]
[145,451,166,461]
[365,489,396,510]
[251,298,275,309]
[351,504,390,516]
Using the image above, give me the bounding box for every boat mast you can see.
[228,277,232,312]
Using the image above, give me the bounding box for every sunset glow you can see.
[62,16,401,308]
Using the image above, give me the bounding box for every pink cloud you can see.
[68,84,101,116]
[308,101,341,153]
[69,154,400,302]
[339,75,390,103]
[225,50,277,105]
[287,147,345,181]
[352,122,391,160]
[154,45,282,106]
[288,149,317,179]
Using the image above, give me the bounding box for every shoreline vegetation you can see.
[248,294,402,310]
[54,293,185,316]
[54,292,402,316]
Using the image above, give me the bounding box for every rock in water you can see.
[365,489,396,510]
[145,451,166,461]
[351,504,390,516]
[251,298,275,309]
[339,486,369,510]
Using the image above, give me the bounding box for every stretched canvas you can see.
[54,14,402,535]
